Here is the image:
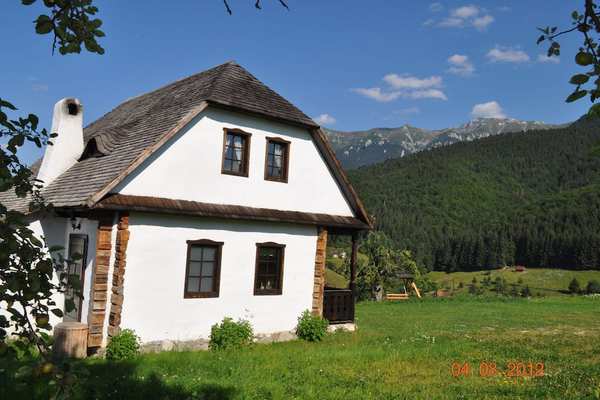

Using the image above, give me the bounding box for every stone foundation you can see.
[327,323,356,333]
[140,330,298,353]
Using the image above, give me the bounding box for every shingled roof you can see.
[1,61,371,228]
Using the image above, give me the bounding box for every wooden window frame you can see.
[264,137,290,183]
[221,128,252,177]
[253,242,286,296]
[184,239,223,298]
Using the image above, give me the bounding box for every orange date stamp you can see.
[451,361,545,378]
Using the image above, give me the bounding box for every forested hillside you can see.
[348,117,600,272]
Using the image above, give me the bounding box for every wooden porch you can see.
[322,232,359,324]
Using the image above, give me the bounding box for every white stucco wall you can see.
[120,212,317,342]
[113,107,355,217]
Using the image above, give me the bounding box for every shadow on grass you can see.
[1,358,238,400]
[81,360,238,400]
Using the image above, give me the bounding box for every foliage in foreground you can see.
[209,318,253,351]
[106,329,141,361]
[295,310,328,342]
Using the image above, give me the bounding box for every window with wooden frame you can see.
[264,137,290,182]
[254,242,285,295]
[184,239,223,298]
[221,128,251,177]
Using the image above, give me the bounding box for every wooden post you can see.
[87,214,114,348]
[350,232,358,301]
[108,213,130,339]
[311,228,328,316]
[53,322,88,359]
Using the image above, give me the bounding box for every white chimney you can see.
[37,98,84,186]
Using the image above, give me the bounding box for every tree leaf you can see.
[566,90,588,103]
[570,74,590,85]
[28,114,39,130]
[50,308,63,318]
[576,51,594,66]
[35,15,53,34]
[0,99,17,110]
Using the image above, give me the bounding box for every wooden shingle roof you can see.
[1,62,371,229]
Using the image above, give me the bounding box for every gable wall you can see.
[112,107,354,217]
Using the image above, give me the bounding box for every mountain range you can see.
[324,118,564,169]
[345,116,600,271]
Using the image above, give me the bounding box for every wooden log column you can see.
[87,215,113,348]
[312,227,328,316]
[108,213,130,339]
[349,233,358,302]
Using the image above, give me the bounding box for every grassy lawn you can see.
[2,296,600,399]
[428,268,600,296]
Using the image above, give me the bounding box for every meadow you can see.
[2,296,600,399]
[427,268,600,296]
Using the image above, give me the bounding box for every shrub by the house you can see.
[209,318,253,351]
[295,310,328,342]
[106,329,141,361]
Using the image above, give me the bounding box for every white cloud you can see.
[353,73,447,102]
[471,101,506,119]
[439,17,465,27]
[429,2,443,12]
[447,54,475,76]
[313,113,336,125]
[395,107,421,115]
[436,4,494,30]
[31,83,49,92]
[351,87,402,103]
[407,89,448,100]
[486,46,530,63]
[383,73,442,89]
[451,5,479,19]
[537,54,560,64]
[472,14,494,30]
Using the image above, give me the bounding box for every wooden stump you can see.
[53,322,89,359]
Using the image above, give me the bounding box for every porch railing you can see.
[323,288,354,324]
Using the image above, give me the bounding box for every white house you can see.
[1,62,371,349]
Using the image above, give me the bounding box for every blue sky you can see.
[1,1,588,164]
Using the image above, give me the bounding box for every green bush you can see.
[586,280,600,294]
[568,278,581,294]
[209,318,253,351]
[295,310,328,342]
[106,329,141,361]
[415,276,437,293]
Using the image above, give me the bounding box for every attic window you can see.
[221,128,251,177]
[67,102,79,116]
[264,137,290,183]
[79,138,104,160]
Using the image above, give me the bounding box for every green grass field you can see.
[427,268,600,296]
[3,296,600,399]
